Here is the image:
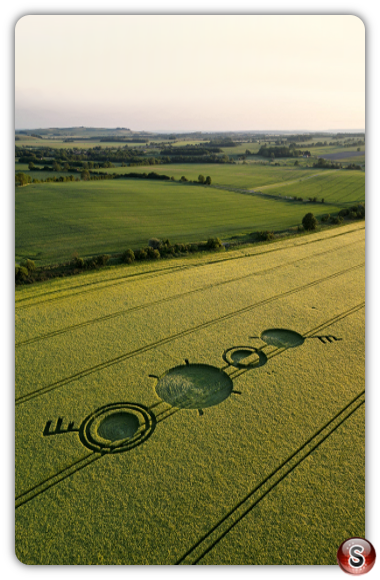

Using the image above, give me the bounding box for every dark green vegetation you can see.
[16,179,350,266]
[15,129,365,271]
[302,213,318,231]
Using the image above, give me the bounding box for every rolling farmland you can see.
[15,169,361,265]
[15,222,365,564]
[257,170,365,206]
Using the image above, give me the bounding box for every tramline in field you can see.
[15,223,365,565]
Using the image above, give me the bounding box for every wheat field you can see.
[15,222,365,564]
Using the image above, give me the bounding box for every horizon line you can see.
[15,127,366,134]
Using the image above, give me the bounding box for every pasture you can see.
[15,178,348,265]
[90,163,318,188]
[257,170,365,206]
[15,222,365,564]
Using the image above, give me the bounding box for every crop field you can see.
[93,163,318,187]
[257,170,365,206]
[318,152,365,165]
[15,222,365,564]
[15,162,73,181]
[16,178,347,265]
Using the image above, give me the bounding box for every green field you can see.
[15,162,75,181]
[15,178,349,265]
[91,163,318,187]
[15,222,365,564]
[257,170,365,206]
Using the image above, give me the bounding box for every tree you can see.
[15,172,32,186]
[148,248,160,260]
[198,175,205,183]
[206,237,222,249]
[15,265,29,282]
[135,249,147,260]
[257,231,274,241]
[28,162,36,170]
[302,212,318,231]
[205,176,212,185]
[122,249,135,264]
[148,238,161,249]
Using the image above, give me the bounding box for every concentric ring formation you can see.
[223,346,267,369]
[79,402,156,453]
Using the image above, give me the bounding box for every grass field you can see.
[15,178,349,265]
[15,161,364,267]
[15,162,75,181]
[15,222,365,564]
[257,170,365,206]
[91,163,319,186]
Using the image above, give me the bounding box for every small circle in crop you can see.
[337,538,376,574]
[260,328,304,348]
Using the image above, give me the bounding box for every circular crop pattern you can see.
[260,328,304,349]
[223,346,267,369]
[155,363,233,409]
[97,412,140,442]
[79,402,156,454]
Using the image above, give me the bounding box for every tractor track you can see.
[16,238,364,348]
[15,226,364,311]
[15,265,364,406]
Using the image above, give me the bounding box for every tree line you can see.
[160,147,222,156]
[15,236,223,285]
[258,145,311,158]
[16,169,212,186]
[16,145,231,167]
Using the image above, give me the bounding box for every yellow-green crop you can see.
[15,223,365,564]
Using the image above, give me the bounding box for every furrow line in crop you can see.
[176,392,365,564]
[15,264,190,308]
[303,302,365,337]
[15,453,99,509]
[230,302,365,382]
[14,304,365,508]
[16,239,364,347]
[15,226,364,310]
[16,402,180,508]
[15,263,364,406]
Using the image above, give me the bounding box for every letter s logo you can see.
[349,545,365,568]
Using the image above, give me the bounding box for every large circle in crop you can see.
[79,402,156,454]
[155,363,233,409]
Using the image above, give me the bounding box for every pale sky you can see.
[15,15,365,131]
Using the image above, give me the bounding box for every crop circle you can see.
[223,346,267,369]
[79,402,156,454]
[260,328,304,348]
[97,412,140,442]
[155,363,233,409]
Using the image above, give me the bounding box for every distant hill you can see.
[15,127,134,138]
